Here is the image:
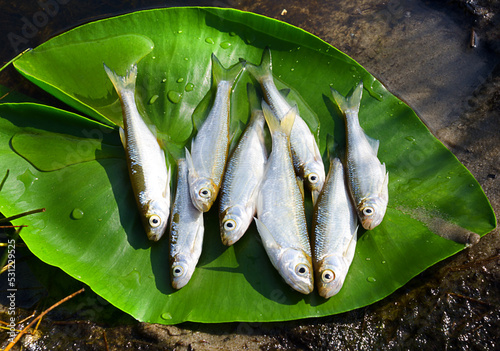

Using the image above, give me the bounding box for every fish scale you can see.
[255,102,313,295]
[104,63,170,242]
[312,157,358,298]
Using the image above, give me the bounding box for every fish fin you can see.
[228,128,241,152]
[247,83,263,116]
[366,134,380,154]
[246,47,272,82]
[211,53,244,87]
[344,225,359,261]
[380,165,389,200]
[118,127,126,148]
[262,100,296,137]
[254,217,280,251]
[296,176,305,200]
[330,80,363,115]
[103,63,137,97]
[184,147,198,179]
[325,133,338,160]
[279,88,291,99]
[163,157,171,199]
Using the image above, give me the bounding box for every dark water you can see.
[1,0,499,350]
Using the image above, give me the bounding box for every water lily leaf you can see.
[11,110,123,171]
[0,7,495,325]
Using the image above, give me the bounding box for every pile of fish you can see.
[104,48,389,298]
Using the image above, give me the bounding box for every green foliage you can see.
[0,8,495,324]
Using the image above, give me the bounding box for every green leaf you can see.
[0,7,495,325]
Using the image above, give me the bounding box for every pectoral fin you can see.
[119,127,126,148]
[254,217,280,252]
[344,225,359,262]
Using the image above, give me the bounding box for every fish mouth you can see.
[194,199,213,212]
[360,212,385,230]
[293,281,314,295]
[318,283,343,299]
[147,233,161,241]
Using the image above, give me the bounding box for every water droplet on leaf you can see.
[220,41,232,49]
[71,208,84,220]
[161,312,172,320]
[205,37,215,44]
[185,83,194,92]
[149,95,159,104]
[176,77,184,83]
[167,91,182,103]
[18,169,38,189]
[367,276,377,283]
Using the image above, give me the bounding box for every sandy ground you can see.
[0,0,499,349]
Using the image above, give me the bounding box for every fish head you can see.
[358,196,388,230]
[278,248,314,295]
[189,177,217,212]
[315,255,350,298]
[219,204,252,246]
[144,199,170,241]
[303,161,326,203]
[170,253,196,290]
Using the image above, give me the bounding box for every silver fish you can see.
[169,158,204,290]
[312,157,358,298]
[186,54,244,212]
[219,84,267,246]
[247,48,325,204]
[255,102,313,295]
[330,81,389,230]
[104,63,170,241]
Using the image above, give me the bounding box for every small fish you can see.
[312,157,358,298]
[104,63,170,241]
[255,102,313,295]
[330,81,389,230]
[219,84,267,246]
[186,54,244,212]
[247,48,325,204]
[169,158,204,290]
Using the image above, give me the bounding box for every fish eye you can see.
[363,207,374,216]
[223,219,237,231]
[149,215,161,228]
[308,173,319,184]
[295,263,309,277]
[322,269,335,283]
[199,188,212,199]
[172,265,184,277]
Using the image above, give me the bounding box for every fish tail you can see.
[246,47,272,82]
[330,80,363,115]
[246,83,264,120]
[262,100,296,137]
[103,63,137,97]
[211,53,244,87]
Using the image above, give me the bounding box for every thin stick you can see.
[0,49,31,73]
[103,330,110,351]
[0,227,22,270]
[0,208,45,224]
[3,287,85,351]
